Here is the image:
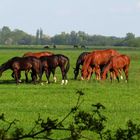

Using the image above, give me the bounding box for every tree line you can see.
[0,26,140,47]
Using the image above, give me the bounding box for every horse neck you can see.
[0,62,11,73]
[83,56,91,70]
[75,59,81,71]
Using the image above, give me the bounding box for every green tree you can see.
[123,33,135,47]
[0,26,12,44]
[36,29,40,45]
[125,32,135,40]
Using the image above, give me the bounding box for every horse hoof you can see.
[81,77,84,80]
[41,82,44,85]
[53,77,57,83]
[120,76,123,80]
[61,80,65,85]
[18,80,22,83]
[65,80,68,85]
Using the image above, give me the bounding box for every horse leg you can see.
[64,69,68,85]
[18,71,22,83]
[31,69,37,84]
[13,69,19,84]
[95,65,100,80]
[39,67,45,84]
[45,68,50,84]
[25,70,29,83]
[123,66,129,83]
[61,66,69,85]
[111,71,116,80]
[31,71,36,82]
[60,67,65,85]
[52,68,57,83]
[87,67,94,80]
[118,69,123,80]
[109,70,113,83]
[113,69,119,82]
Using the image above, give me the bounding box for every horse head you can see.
[73,67,78,79]
[73,67,81,80]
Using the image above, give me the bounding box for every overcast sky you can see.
[0,0,140,37]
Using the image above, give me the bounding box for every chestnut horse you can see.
[81,49,120,80]
[101,55,130,82]
[73,52,90,80]
[40,54,70,85]
[23,51,54,58]
[0,56,42,84]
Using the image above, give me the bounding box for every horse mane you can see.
[75,52,90,69]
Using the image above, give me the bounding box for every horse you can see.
[101,55,130,82]
[73,52,90,80]
[81,49,120,80]
[0,56,42,84]
[73,52,108,80]
[18,51,54,81]
[40,54,70,85]
[23,51,54,58]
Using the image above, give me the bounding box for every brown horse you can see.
[0,56,42,84]
[40,54,70,85]
[21,51,54,81]
[101,55,130,82]
[81,49,120,80]
[23,51,54,58]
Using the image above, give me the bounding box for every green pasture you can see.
[0,45,140,139]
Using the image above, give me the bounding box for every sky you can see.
[0,0,140,37]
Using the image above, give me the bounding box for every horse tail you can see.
[65,57,70,74]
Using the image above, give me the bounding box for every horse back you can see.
[111,55,130,68]
[90,49,119,65]
[23,51,54,58]
[11,56,41,70]
[40,54,69,70]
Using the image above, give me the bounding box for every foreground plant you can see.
[0,90,140,140]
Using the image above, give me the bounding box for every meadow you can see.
[0,45,140,139]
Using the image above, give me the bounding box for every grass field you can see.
[0,45,140,139]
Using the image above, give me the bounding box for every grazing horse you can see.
[20,51,54,81]
[81,49,120,80]
[73,52,90,80]
[0,56,42,84]
[101,55,130,82]
[23,51,54,58]
[40,54,70,85]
